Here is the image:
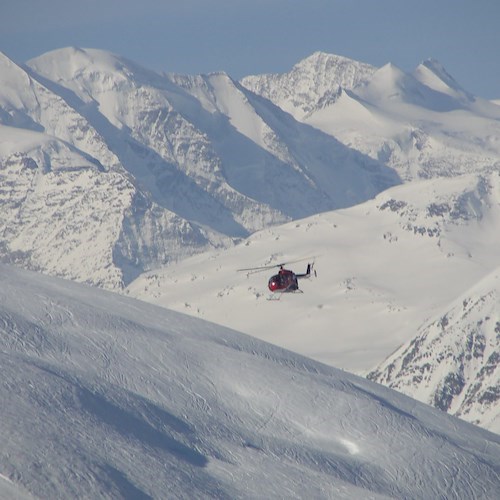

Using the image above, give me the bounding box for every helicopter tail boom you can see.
[296,263,314,279]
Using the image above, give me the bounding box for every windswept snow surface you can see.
[1,264,500,499]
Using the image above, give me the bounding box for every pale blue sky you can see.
[1,0,499,98]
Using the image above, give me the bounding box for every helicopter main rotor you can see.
[237,257,314,274]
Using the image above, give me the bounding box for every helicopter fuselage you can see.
[268,268,299,292]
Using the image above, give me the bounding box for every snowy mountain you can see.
[238,54,500,431]
[241,52,377,120]
[368,267,500,433]
[2,263,500,499]
[0,50,232,289]
[0,48,398,289]
[2,46,500,438]
[241,54,500,182]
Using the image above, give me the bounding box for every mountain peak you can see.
[413,58,473,101]
[376,61,406,77]
[295,51,364,68]
[355,61,472,112]
[293,51,377,82]
[354,62,417,103]
[29,46,116,69]
[241,51,376,119]
[421,58,459,86]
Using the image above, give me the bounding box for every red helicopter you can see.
[238,260,316,296]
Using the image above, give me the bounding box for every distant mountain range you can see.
[1,47,500,434]
[242,51,500,182]
[0,48,397,289]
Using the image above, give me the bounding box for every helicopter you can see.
[237,259,316,297]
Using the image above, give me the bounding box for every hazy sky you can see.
[1,0,499,98]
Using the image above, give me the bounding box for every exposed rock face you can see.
[369,269,500,432]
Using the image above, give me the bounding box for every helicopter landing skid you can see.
[266,289,303,301]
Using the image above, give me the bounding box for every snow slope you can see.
[1,263,500,499]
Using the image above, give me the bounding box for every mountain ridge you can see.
[368,266,500,433]
[0,47,398,288]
